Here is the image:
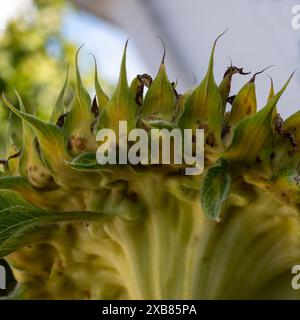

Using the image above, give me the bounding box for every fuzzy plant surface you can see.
[0,33,300,300]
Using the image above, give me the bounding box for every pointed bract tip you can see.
[75,44,86,88]
[266,74,274,84]
[89,52,98,75]
[214,28,229,47]
[116,39,130,88]
[75,44,85,59]
[208,29,229,71]
[282,70,296,90]
[227,56,233,67]
[90,53,104,88]
[65,63,69,77]
[285,69,297,87]
[250,65,275,82]
[291,68,297,77]
[238,68,251,75]
[192,73,197,85]
[270,70,295,103]
[125,38,130,50]
[156,35,166,64]
[13,90,26,113]
[2,92,9,105]
[88,52,95,57]
[2,93,17,114]
[122,38,129,62]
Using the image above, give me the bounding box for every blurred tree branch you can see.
[0,0,90,155]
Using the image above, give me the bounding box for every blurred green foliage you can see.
[0,0,94,296]
[0,0,87,156]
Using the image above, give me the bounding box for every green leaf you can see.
[200,158,231,220]
[67,152,102,170]
[0,176,52,207]
[66,153,136,178]
[0,176,37,194]
[0,190,111,258]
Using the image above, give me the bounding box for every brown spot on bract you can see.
[206,132,216,147]
[91,96,100,118]
[67,135,75,150]
[137,73,152,88]
[270,152,276,160]
[135,84,144,106]
[75,137,87,150]
[197,122,208,131]
[221,124,230,138]
[128,192,138,203]
[286,132,297,147]
[274,114,284,134]
[255,156,262,164]
[177,168,185,175]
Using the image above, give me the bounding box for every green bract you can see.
[0,35,300,299]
